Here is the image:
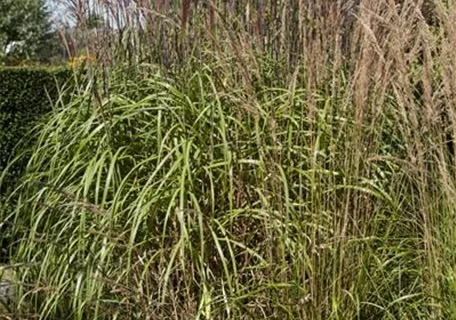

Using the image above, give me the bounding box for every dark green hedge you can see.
[0,67,72,263]
[0,67,72,179]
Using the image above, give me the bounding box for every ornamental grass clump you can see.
[2,0,456,319]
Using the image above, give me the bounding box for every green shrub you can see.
[0,67,72,182]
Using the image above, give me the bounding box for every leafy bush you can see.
[0,67,71,187]
[0,67,72,267]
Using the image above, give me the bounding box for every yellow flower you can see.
[69,54,96,68]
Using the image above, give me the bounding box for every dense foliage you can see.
[0,0,60,63]
[0,67,72,182]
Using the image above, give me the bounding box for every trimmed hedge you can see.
[0,67,72,179]
[0,67,72,262]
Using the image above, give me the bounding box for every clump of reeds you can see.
[2,0,456,319]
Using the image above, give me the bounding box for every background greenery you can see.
[0,0,64,65]
[0,67,72,187]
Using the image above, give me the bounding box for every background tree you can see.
[0,0,61,63]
